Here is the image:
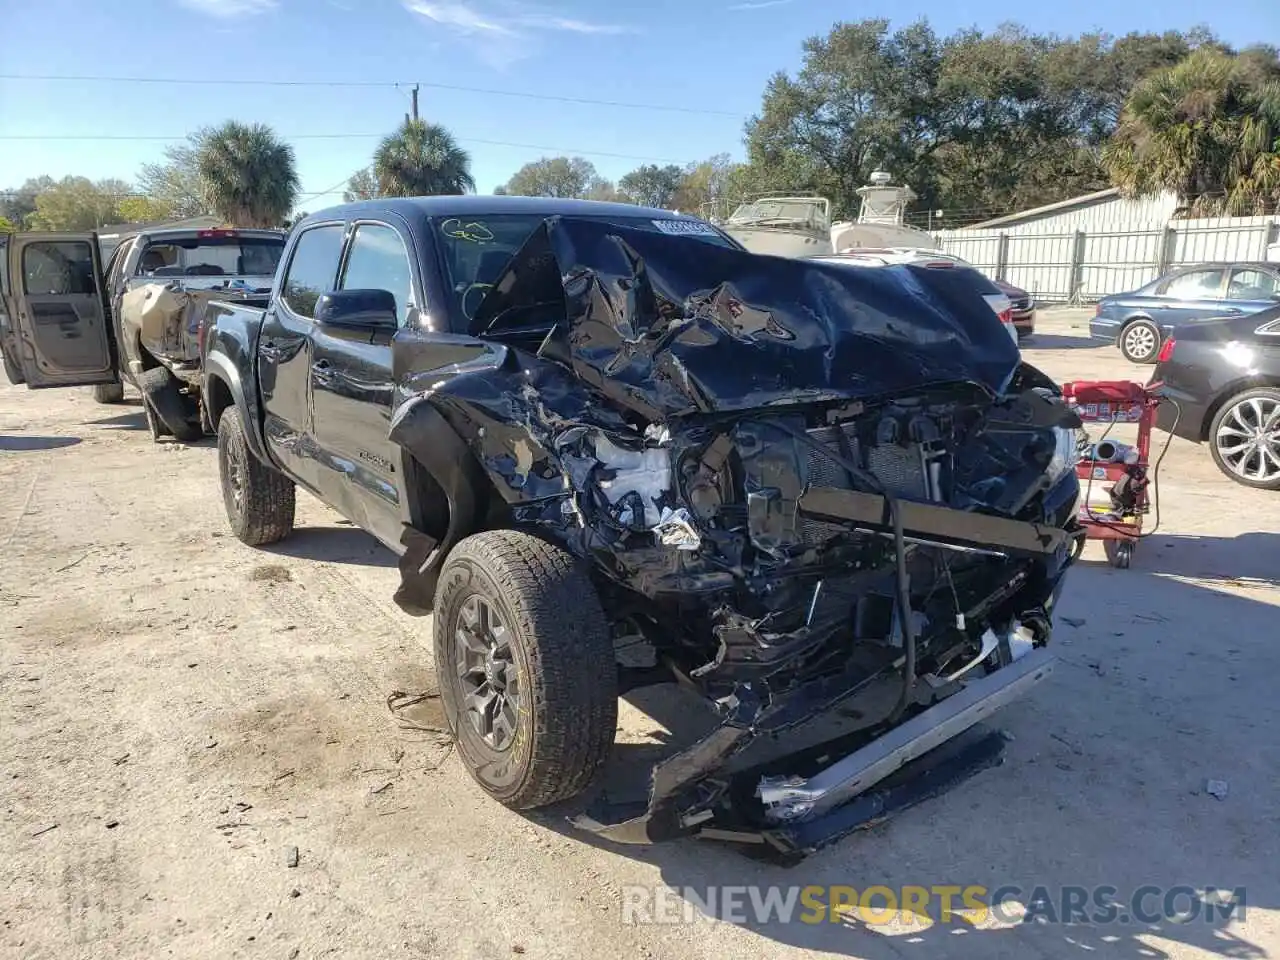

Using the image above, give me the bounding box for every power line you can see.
[0,132,699,165]
[0,73,746,119]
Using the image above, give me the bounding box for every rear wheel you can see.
[137,367,202,442]
[1119,319,1161,364]
[92,380,125,404]
[217,406,296,545]
[1208,387,1280,490]
[433,530,617,810]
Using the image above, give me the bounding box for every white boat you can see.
[829,170,941,253]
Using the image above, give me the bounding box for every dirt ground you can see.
[3,307,1279,960]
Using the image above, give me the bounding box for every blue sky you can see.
[0,0,1273,213]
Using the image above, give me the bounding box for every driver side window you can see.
[1227,269,1278,301]
[339,223,414,326]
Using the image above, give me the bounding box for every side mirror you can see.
[314,289,398,331]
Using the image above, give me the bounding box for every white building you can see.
[936,188,1280,303]
[967,188,1180,236]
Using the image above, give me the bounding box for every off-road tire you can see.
[2,347,23,385]
[217,406,296,545]
[1118,318,1161,364]
[137,367,202,442]
[1207,386,1280,491]
[433,530,617,810]
[92,380,125,404]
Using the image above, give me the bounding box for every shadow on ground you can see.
[0,435,82,451]
[518,554,1278,959]
[262,524,396,568]
[85,410,147,431]
[1081,531,1280,587]
[1022,333,1110,351]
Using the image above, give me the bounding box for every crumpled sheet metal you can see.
[120,283,227,362]
[472,216,1022,421]
[390,217,1076,846]
[121,283,185,354]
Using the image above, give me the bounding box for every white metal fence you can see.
[934,216,1280,303]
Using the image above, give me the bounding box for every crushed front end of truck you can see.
[393,217,1083,855]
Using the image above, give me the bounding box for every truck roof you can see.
[135,227,287,240]
[301,195,706,226]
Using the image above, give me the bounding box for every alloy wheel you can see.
[1215,396,1280,483]
[454,595,521,751]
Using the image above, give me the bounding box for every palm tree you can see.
[1102,49,1280,215]
[343,167,380,202]
[373,119,475,197]
[196,121,300,227]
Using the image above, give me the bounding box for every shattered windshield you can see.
[135,235,285,279]
[430,213,735,328]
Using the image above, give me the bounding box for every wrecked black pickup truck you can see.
[200,196,1084,856]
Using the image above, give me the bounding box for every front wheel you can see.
[1119,319,1161,364]
[433,530,617,810]
[217,406,296,545]
[1208,387,1280,490]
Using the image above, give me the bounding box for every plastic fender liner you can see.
[388,396,487,613]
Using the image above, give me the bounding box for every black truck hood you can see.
[470,216,1022,420]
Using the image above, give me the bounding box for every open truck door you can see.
[3,233,117,388]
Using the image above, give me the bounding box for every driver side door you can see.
[4,233,118,388]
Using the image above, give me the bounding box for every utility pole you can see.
[411,84,419,122]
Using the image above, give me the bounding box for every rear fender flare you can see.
[202,353,269,462]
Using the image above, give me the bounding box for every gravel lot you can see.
[3,307,1278,960]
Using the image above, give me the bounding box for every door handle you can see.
[311,359,334,382]
[260,338,281,360]
[312,359,331,372]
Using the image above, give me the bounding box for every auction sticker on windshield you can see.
[652,219,719,236]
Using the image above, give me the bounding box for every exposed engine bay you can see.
[391,216,1084,852]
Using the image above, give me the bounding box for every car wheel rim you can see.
[454,595,520,751]
[1124,325,1156,359]
[1216,397,1280,483]
[224,445,244,512]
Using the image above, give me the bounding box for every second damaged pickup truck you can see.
[1,226,285,441]
[198,197,1083,855]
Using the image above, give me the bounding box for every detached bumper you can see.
[573,639,1057,852]
[756,646,1054,824]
